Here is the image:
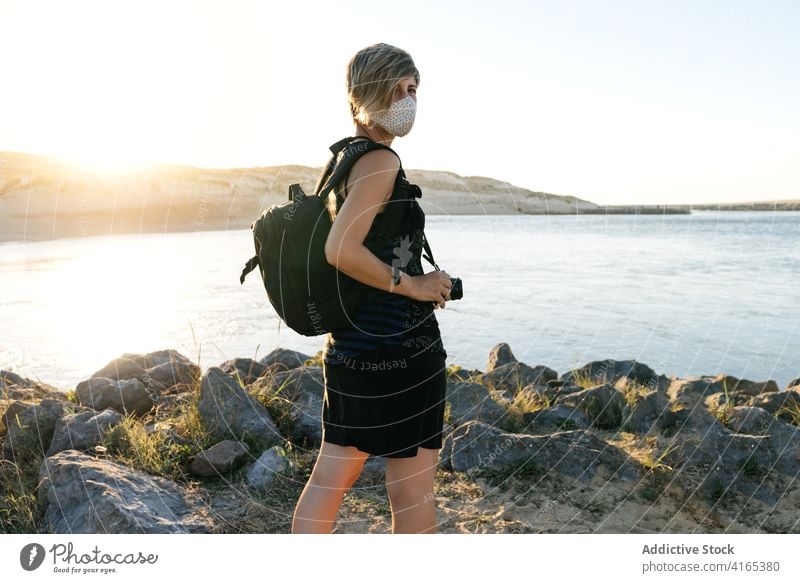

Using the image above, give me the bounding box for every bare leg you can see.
[292,441,368,533]
[385,446,440,534]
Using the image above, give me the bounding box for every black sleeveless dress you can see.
[321,153,448,458]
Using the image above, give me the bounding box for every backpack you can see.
[239,135,422,336]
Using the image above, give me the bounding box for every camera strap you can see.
[421,232,440,271]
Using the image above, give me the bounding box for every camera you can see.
[447,277,463,301]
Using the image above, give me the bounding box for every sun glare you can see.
[4,0,214,177]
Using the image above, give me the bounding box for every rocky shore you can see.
[1,344,799,534]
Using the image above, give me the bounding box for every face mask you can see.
[371,94,416,137]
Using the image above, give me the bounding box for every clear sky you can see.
[1,0,797,205]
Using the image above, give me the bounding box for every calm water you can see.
[1,211,798,391]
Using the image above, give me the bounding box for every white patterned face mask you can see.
[371,94,416,137]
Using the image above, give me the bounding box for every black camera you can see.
[447,277,463,301]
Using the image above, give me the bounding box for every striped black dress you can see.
[320,167,449,458]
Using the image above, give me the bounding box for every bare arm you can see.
[324,149,452,306]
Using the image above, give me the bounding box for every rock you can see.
[656,400,723,437]
[47,409,124,455]
[259,348,312,371]
[668,374,778,403]
[723,375,780,396]
[142,360,199,394]
[439,433,454,470]
[560,359,669,393]
[252,365,325,446]
[38,450,212,533]
[74,376,155,416]
[521,382,558,399]
[474,361,557,395]
[660,420,799,505]
[0,370,67,401]
[704,390,752,412]
[246,445,291,489]
[445,380,506,425]
[91,357,146,381]
[725,406,774,435]
[438,423,455,471]
[550,383,586,398]
[191,440,250,477]
[521,404,589,433]
[748,390,800,422]
[92,349,195,378]
[556,383,627,430]
[787,377,800,391]
[447,367,474,382]
[219,358,271,386]
[447,420,641,482]
[0,370,32,390]
[486,343,517,372]
[1,399,77,461]
[266,366,324,400]
[288,390,324,447]
[621,390,669,433]
[89,350,200,397]
[197,367,281,447]
[358,455,386,482]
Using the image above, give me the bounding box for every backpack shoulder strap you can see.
[314,137,400,199]
[312,136,360,196]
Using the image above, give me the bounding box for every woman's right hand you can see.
[410,271,452,308]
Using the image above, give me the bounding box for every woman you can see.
[292,43,452,534]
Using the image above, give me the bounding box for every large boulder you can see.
[74,377,155,416]
[197,367,281,447]
[38,450,213,533]
[446,420,642,482]
[46,409,123,456]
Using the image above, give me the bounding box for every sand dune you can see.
[6,149,794,243]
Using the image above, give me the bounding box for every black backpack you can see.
[239,135,427,336]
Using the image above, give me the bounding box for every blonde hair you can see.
[346,43,420,126]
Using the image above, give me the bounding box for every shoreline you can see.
[3,207,798,246]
